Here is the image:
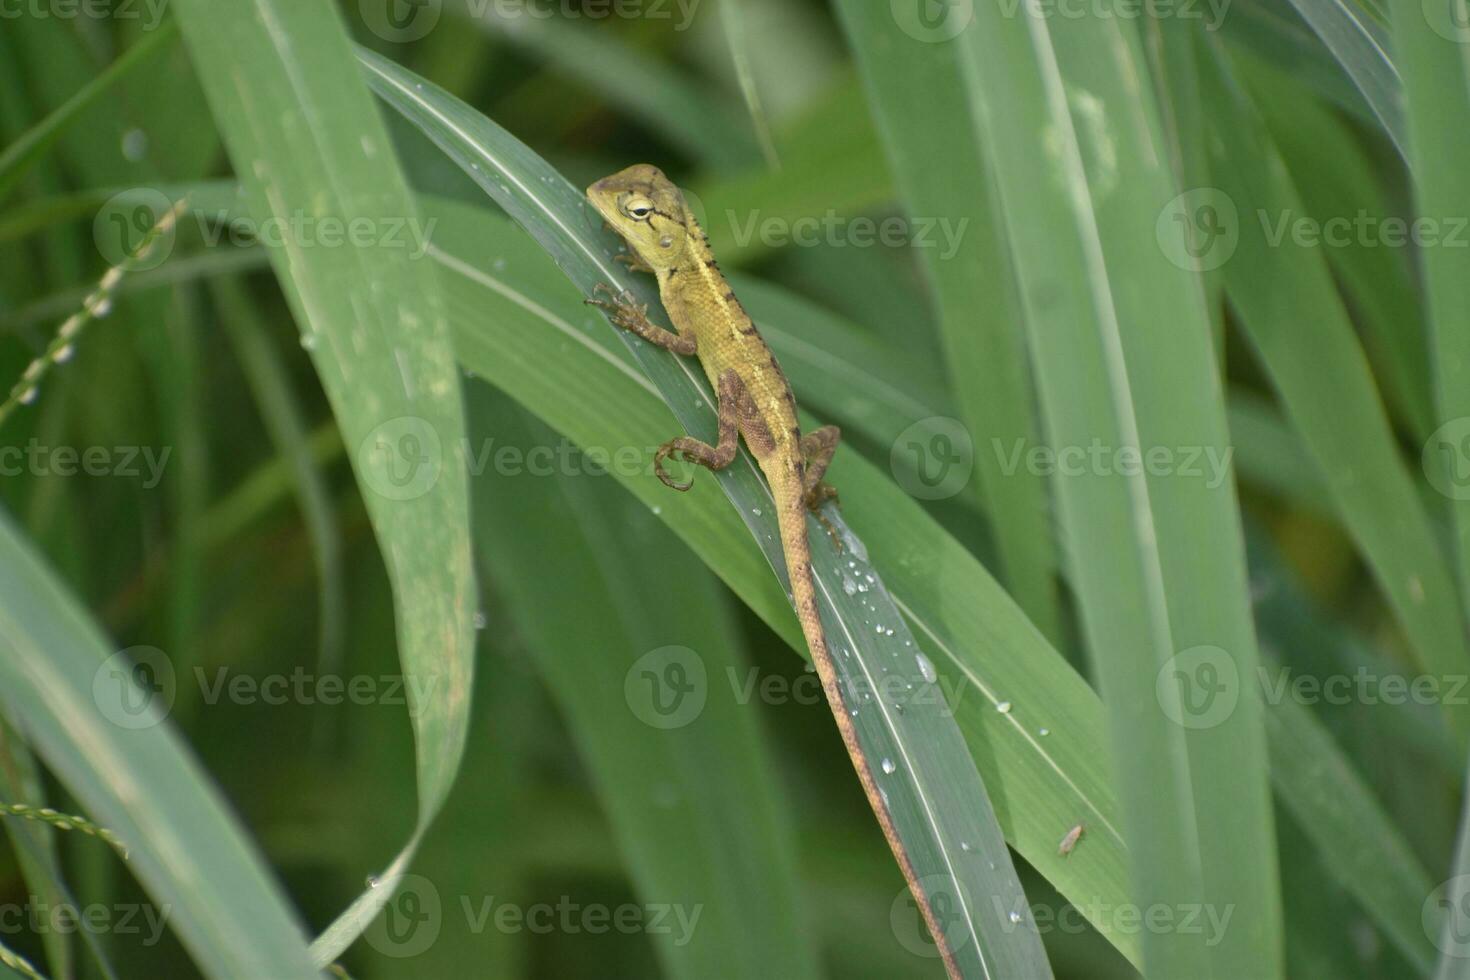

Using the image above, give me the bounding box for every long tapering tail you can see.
[774,468,962,979]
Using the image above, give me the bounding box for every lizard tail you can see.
[774,467,963,980]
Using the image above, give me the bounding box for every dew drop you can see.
[91,296,113,318]
[52,344,75,364]
[300,333,318,351]
[120,128,148,162]
[366,874,381,889]
[881,757,896,775]
[915,653,937,684]
[18,387,38,406]
[960,840,972,852]
[473,611,488,630]
[1038,727,1050,737]
[997,701,1012,714]
[1008,911,1023,924]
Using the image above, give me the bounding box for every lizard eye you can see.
[622,196,655,220]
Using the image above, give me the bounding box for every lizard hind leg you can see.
[653,369,747,491]
[798,424,843,549]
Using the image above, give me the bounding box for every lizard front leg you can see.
[615,252,656,274]
[586,283,696,355]
[654,369,748,491]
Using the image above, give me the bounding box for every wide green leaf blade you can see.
[167,0,476,962]
[1387,0,1470,621]
[1199,39,1470,740]
[0,511,318,977]
[1280,0,1406,158]
[833,0,1061,644]
[954,8,1282,977]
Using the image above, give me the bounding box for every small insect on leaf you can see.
[1058,822,1085,857]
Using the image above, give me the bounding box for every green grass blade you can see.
[955,8,1282,977]
[450,0,758,172]
[167,0,476,962]
[0,21,179,208]
[692,78,895,264]
[1239,54,1432,439]
[1199,40,1470,740]
[1266,696,1436,971]
[1432,757,1470,978]
[1222,0,1380,129]
[359,51,1054,975]
[1387,0,1470,621]
[211,277,346,700]
[0,511,318,977]
[1279,0,1406,157]
[469,389,821,979]
[833,0,1061,644]
[0,727,74,978]
[714,0,781,168]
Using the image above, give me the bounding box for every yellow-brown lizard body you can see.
[586,164,959,979]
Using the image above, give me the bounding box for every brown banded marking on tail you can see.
[772,464,965,980]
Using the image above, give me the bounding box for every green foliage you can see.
[0,1,1466,978]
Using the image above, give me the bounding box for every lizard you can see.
[585,164,962,979]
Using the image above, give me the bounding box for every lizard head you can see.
[587,164,694,269]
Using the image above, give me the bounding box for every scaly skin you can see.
[586,164,960,979]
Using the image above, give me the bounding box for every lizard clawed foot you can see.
[584,282,649,332]
[805,483,843,551]
[654,442,695,492]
